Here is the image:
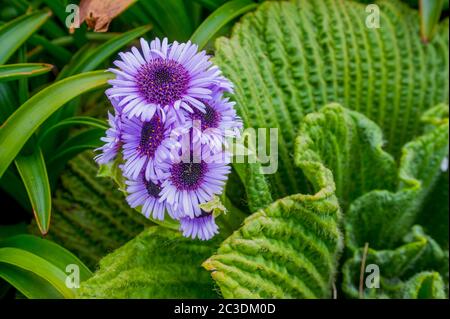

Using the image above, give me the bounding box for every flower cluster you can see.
[95,38,242,240]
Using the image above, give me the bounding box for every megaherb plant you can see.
[0,0,448,299]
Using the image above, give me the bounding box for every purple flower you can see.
[106,37,232,123]
[121,113,175,181]
[179,211,219,240]
[159,145,231,218]
[184,91,242,150]
[125,174,173,221]
[94,111,122,164]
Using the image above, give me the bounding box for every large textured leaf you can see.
[345,104,449,249]
[341,226,447,299]
[203,142,342,298]
[402,271,446,299]
[78,227,220,298]
[295,103,396,211]
[213,0,449,199]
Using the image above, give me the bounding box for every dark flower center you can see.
[144,179,161,197]
[136,59,190,106]
[170,162,208,190]
[191,103,220,130]
[198,209,212,218]
[139,115,164,157]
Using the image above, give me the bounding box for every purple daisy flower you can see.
[183,91,242,150]
[179,211,219,240]
[106,37,231,122]
[94,110,122,164]
[125,174,172,221]
[159,145,231,218]
[121,113,175,181]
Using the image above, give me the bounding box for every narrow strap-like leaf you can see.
[0,63,53,82]
[190,0,258,49]
[0,11,51,64]
[0,70,114,178]
[0,247,75,299]
[15,147,51,235]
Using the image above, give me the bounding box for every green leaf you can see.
[0,247,74,298]
[30,151,152,269]
[0,63,53,82]
[342,226,447,299]
[49,128,104,165]
[38,116,108,146]
[295,103,396,211]
[203,144,343,298]
[15,146,51,235]
[0,234,92,281]
[138,0,194,41]
[58,25,151,78]
[28,34,72,64]
[0,263,63,299]
[192,0,229,11]
[402,272,446,299]
[0,82,18,122]
[232,162,273,213]
[0,10,51,64]
[190,0,258,49]
[420,0,444,43]
[212,0,449,200]
[78,226,220,298]
[345,104,449,249]
[0,70,114,178]
[417,171,449,249]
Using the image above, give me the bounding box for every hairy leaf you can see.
[203,142,343,298]
[295,103,396,211]
[345,104,449,249]
[78,227,220,298]
[212,0,449,200]
[342,226,447,299]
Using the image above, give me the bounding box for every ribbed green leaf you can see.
[295,103,396,211]
[232,162,273,213]
[203,143,342,298]
[78,227,220,298]
[212,0,449,200]
[345,104,449,250]
[0,63,53,82]
[402,272,446,299]
[0,70,113,178]
[417,171,449,249]
[0,11,50,64]
[342,226,447,299]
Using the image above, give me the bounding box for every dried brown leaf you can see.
[79,0,136,32]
